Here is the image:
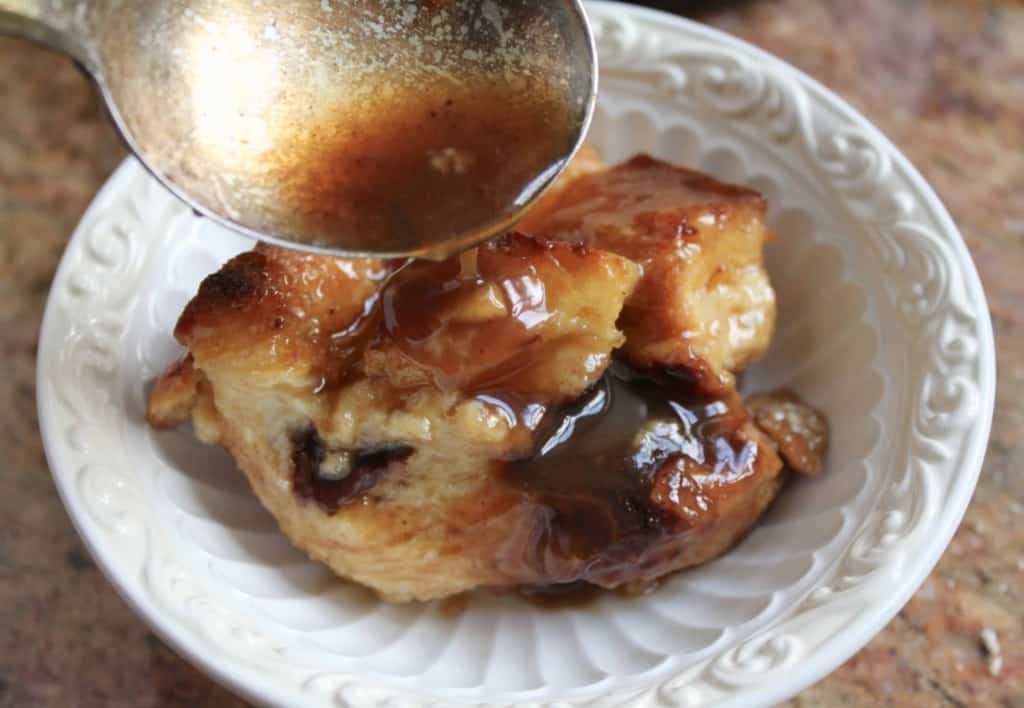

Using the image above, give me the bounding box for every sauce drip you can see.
[380,240,554,397]
[500,362,749,580]
[274,75,577,254]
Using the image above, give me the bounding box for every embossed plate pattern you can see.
[37,3,994,707]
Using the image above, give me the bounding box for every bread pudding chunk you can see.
[747,390,829,477]
[173,244,393,389]
[524,154,776,379]
[147,152,829,602]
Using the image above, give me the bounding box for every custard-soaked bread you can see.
[148,156,828,602]
[364,233,640,402]
[174,244,392,389]
[524,154,776,378]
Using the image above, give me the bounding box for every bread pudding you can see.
[148,149,828,602]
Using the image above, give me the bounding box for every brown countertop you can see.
[1,1,1021,705]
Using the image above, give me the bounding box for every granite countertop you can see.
[1,1,1021,705]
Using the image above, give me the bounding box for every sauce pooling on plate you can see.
[272,75,579,255]
[500,362,753,583]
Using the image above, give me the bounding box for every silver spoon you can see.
[0,0,596,259]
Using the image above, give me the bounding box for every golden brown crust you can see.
[176,244,392,387]
[748,390,829,476]
[147,355,201,429]
[521,154,776,378]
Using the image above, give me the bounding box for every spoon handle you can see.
[0,0,90,65]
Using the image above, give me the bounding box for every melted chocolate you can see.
[501,362,749,579]
[291,428,413,514]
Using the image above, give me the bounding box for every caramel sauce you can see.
[437,592,472,619]
[274,76,577,254]
[500,362,749,581]
[518,581,602,610]
[380,239,555,398]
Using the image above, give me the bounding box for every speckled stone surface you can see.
[1,1,1020,706]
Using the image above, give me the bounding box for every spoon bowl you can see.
[0,0,596,258]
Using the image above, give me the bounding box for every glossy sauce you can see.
[380,239,555,402]
[518,581,602,610]
[500,362,750,581]
[274,76,577,254]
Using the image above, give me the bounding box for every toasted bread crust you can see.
[522,155,776,377]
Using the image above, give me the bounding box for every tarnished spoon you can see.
[0,0,596,258]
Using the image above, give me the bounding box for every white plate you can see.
[37,3,995,706]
